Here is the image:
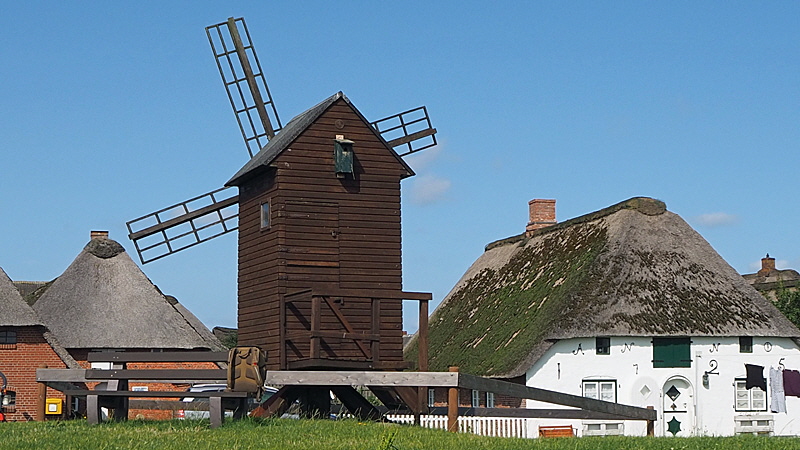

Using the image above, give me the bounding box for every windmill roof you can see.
[226,92,414,186]
[32,236,223,350]
[410,197,800,378]
[0,267,43,326]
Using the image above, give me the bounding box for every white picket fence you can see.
[386,414,530,438]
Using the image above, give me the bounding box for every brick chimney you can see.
[758,254,776,277]
[526,199,556,236]
[90,230,109,240]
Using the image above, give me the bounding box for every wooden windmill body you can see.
[127,19,435,377]
[229,92,429,371]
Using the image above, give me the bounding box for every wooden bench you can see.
[538,425,575,438]
[37,351,254,428]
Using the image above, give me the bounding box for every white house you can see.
[410,197,800,437]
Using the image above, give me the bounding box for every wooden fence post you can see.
[36,364,47,421]
[646,406,655,436]
[416,298,429,427]
[447,366,459,432]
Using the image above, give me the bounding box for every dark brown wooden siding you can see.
[237,98,408,369]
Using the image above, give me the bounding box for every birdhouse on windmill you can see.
[126,18,434,373]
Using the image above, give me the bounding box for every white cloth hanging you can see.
[771,366,787,413]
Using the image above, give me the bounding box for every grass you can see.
[2,419,800,450]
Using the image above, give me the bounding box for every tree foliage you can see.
[775,288,800,328]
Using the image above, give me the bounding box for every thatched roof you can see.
[226,92,414,186]
[0,267,43,326]
[0,267,80,368]
[408,197,800,378]
[32,236,223,350]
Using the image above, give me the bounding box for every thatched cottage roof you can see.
[0,267,42,327]
[32,235,223,350]
[408,197,800,379]
[1,267,80,368]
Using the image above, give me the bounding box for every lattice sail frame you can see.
[206,17,282,158]
[126,187,239,264]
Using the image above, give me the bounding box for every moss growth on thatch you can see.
[24,279,56,306]
[407,221,608,377]
[406,196,792,378]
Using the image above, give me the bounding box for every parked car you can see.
[176,384,278,419]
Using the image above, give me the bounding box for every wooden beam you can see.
[306,289,432,301]
[426,407,642,420]
[128,196,239,240]
[311,296,321,359]
[264,370,459,386]
[457,373,656,421]
[37,368,88,383]
[386,128,437,149]
[285,331,380,341]
[417,298,429,426]
[447,367,459,432]
[331,386,382,420]
[371,298,381,366]
[87,351,228,363]
[84,369,226,381]
[36,364,47,421]
[321,296,371,358]
[62,390,249,398]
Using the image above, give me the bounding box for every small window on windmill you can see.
[260,201,270,229]
[333,137,354,178]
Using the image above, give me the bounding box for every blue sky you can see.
[2,2,798,333]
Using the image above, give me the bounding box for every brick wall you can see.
[0,326,67,422]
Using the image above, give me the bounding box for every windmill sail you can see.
[127,187,239,264]
[206,17,282,158]
[371,106,437,157]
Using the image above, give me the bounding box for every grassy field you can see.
[2,419,800,450]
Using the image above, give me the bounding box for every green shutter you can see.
[653,338,691,368]
[334,139,354,176]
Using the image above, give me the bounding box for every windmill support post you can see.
[447,366,459,432]
[36,364,47,421]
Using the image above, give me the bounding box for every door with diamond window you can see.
[662,377,694,436]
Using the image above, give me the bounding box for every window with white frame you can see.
[486,392,495,408]
[427,388,435,407]
[735,379,767,411]
[583,380,616,403]
[471,390,480,407]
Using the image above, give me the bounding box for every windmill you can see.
[126,17,436,265]
[126,17,436,417]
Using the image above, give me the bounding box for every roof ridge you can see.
[486,197,666,251]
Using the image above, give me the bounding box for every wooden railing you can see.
[281,289,431,371]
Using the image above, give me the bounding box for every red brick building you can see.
[6,232,224,420]
[0,267,76,421]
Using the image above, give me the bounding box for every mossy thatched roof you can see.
[406,197,800,378]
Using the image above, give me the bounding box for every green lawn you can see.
[2,419,800,450]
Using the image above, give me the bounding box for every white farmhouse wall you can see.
[525,336,800,437]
